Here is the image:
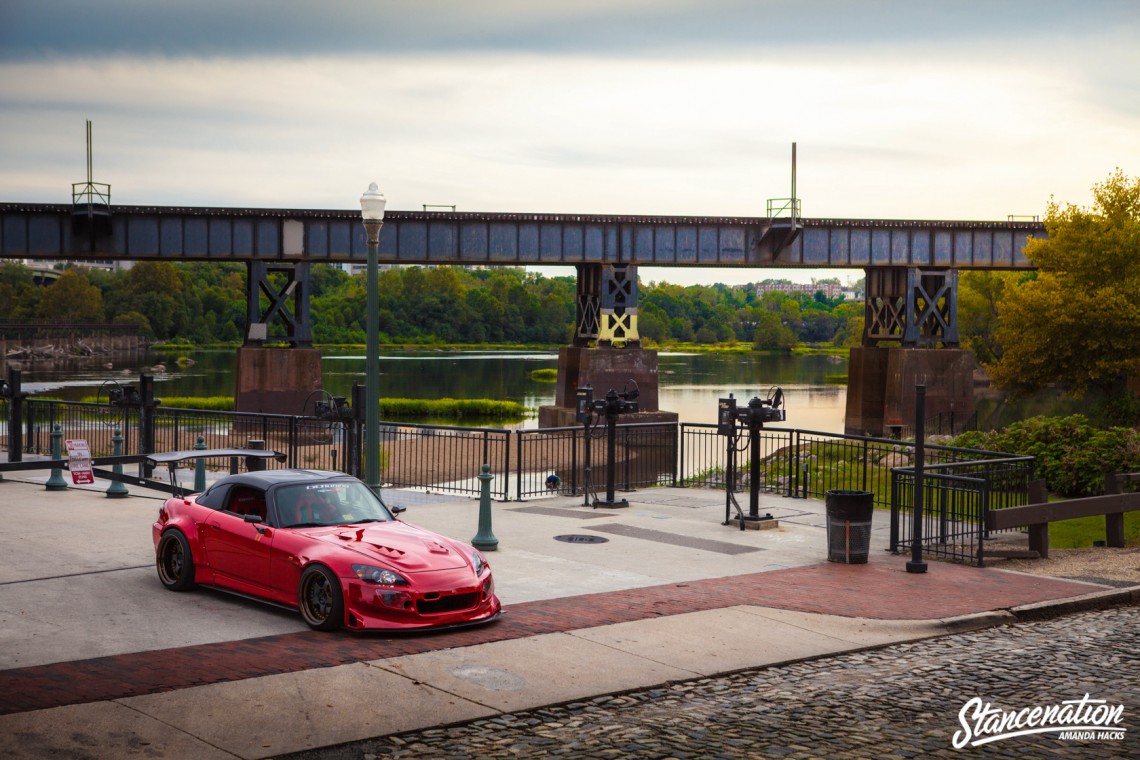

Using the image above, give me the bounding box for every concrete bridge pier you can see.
[234,261,323,415]
[844,267,975,437]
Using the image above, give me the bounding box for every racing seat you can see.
[292,491,335,525]
[230,488,267,521]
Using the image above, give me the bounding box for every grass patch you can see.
[380,398,529,421]
[529,368,558,383]
[824,374,848,385]
[80,395,236,411]
[161,396,235,411]
[1048,511,1140,548]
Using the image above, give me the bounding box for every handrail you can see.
[72,181,111,207]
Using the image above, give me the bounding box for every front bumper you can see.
[341,566,501,631]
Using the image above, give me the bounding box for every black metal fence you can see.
[379,422,512,501]
[5,399,1030,535]
[889,456,1036,566]
[679,425,1025,509]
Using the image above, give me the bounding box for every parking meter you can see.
[575,386,594,423]
[716,387,785,529]
[717,395,737,436]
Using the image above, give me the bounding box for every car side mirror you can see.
[391,506,406,516]
[243,513,269,534]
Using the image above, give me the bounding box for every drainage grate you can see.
[554,534,609,544]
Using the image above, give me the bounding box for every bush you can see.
[952,415,1140,497]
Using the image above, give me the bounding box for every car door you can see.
[202,486,272,593]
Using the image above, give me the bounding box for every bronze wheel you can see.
[299,565,343,631]
[156,531,195,591]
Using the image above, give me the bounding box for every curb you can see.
[1008,585,1140,621]
[937,609,1017,633]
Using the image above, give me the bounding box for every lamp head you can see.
[360,182,387,221]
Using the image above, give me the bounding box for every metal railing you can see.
[378,422,511,501]
[515,422,678,500]
[888,410,978,440]
[7,399,1030,524]
[676,424,1030,518]
[766,197,802,218]
[72,181,111,207]
[679,423,793,494]
[889,456,1036,566]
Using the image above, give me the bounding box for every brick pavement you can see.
[0,554,1100,717]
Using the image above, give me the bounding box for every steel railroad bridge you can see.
[0,202,1044,434]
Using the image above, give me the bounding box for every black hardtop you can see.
[215,469,354,491]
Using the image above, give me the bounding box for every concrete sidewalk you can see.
[1,472,1136,759]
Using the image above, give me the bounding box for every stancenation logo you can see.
[952,694,1126,748]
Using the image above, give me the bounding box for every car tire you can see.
[299,565,343,631]
[156,530,196,591]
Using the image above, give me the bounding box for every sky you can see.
[1,0,1137,286]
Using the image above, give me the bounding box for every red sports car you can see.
[152,468,501,631]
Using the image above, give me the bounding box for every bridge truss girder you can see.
[575,263,640,347]
[0,203,1040,270]
[864,267,959,348]
[245,261,312,346]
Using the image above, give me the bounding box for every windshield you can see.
[275,481,394,528]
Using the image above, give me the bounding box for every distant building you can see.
[755,281,856,300]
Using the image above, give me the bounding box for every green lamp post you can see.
[360,182,387,497]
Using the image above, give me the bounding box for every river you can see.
[12,348,849,433]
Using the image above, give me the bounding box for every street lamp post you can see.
[360,182,386,497]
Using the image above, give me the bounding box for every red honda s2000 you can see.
[152,469,501,631]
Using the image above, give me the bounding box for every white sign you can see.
[64,439,95,485]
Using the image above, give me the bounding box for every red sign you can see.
[65,439,95,485]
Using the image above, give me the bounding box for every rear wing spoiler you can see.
[144,448,287,467]
[146,448,287,496]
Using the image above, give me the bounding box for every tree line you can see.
[0,261,864,349]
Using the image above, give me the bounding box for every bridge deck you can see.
[1,203,1042,269]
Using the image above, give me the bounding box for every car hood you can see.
[311,521,471,573]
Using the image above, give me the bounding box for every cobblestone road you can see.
[282,606,1139,759]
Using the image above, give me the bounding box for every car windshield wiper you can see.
[347,518,390,524]
[289,522,324,528]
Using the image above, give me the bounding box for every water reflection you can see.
[9,348,849,433]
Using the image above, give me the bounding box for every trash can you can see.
[825,489,874,563]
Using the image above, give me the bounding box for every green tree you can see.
[106,262,187,340]
[752,310,797,351]
[958,271,1022,365]
[990,170,1140,394]
[37,269,105,322]
[0,263,40,320]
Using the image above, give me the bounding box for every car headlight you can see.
[472,550,487,576]
[352,564,408,586]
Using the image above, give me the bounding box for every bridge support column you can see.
[542,263,676,428]
[845,267,974,437]
[234,261,323,415]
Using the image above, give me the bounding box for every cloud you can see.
[2,1,1134,60]
[0,1,1136,231]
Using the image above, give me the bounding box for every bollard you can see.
[194,435,207,493]
[471,464,499,551]
[105,428,130,498]
[46,423,68,491]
